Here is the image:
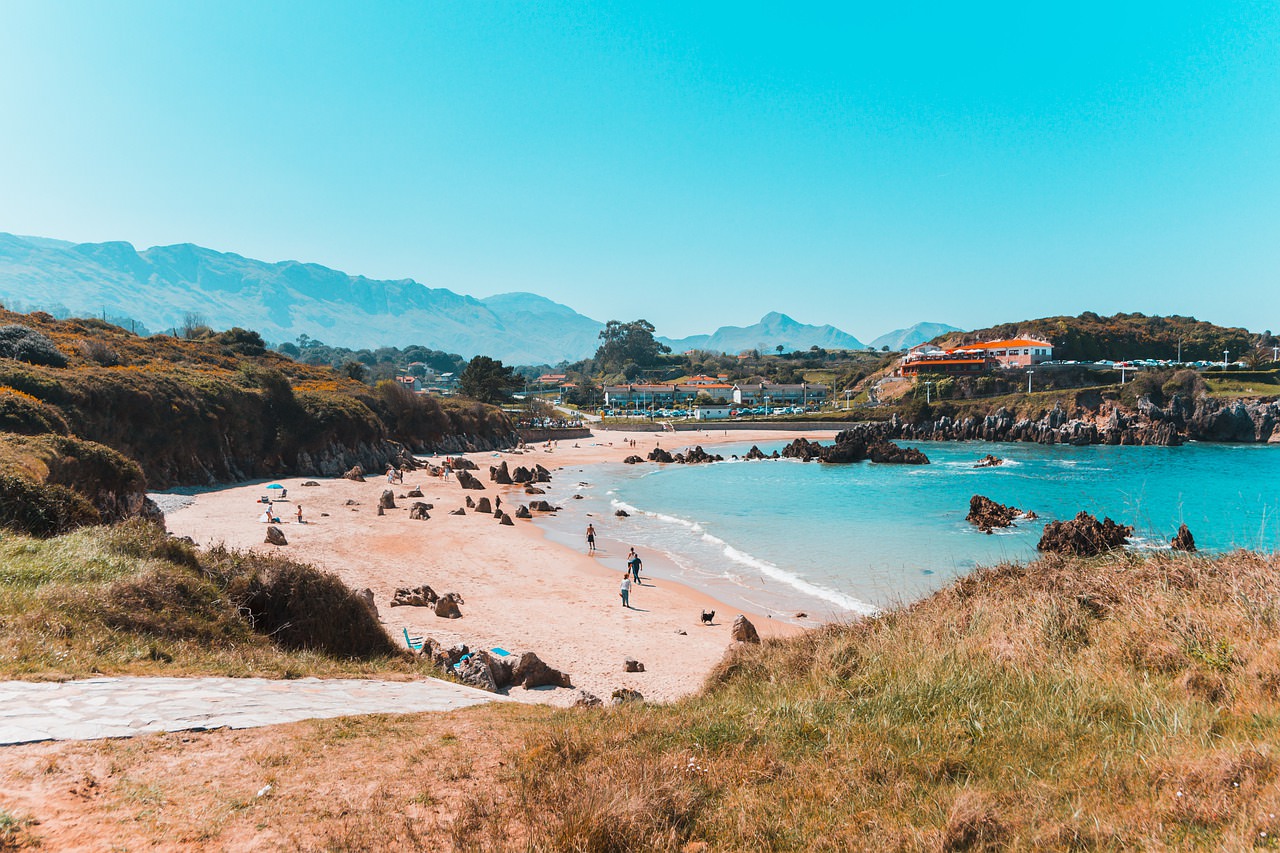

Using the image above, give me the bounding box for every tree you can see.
[594,320,670,373]
[459,356,520,404]
[775,345,784,356]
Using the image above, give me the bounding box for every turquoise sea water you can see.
[540,440,1280,622]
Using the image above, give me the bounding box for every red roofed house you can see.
[952,338,1053,368]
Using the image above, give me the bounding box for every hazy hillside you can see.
[869,321,963,351]
[0,234,603,364]
[660,311,865,354]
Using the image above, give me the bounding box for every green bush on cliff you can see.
[0,473,99,536]
[0,324,68,367]
[0,389,70,435]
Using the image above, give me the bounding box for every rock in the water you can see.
[512,651,572,689]
[456,470,485,490]
[743,445,768,461]
[534,464,552,483]
[355,587,378,618]
[1037,511,1133,556]
[572,689,603,707]
[610,688,644,704]
[409,502,431,520]
[407,488,424,498]
[524,485,546,495]
[648,447,675,463]
[572,494,584,500]
[1172,523,1197,552]
[624,658,645,672]
[623,455,645,464]
[974,454,1004,468]
[966,494,1021,532]
[450,508,466,515]
[379,490,396,510]
[342,465,365,482]
[475,497,493,514]
[391,585,438,607]
[435,592,464,619]
[511,466,534,484]
[499,512,515,526]
[679,445,723,464]
[731,614,760,643]
[615,509,630,518]
[264,526,287,546]
[782,429,929,465]
[529,500,557,513]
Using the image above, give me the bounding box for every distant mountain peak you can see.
[659,312,864,354]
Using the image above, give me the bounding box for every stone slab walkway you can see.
[0,676,506,745]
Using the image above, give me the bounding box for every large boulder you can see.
[456,470,485,490]
[465,495,475,508]
[456,657,497,692]
[379,490,396,510]
[409,502,431,520]
[529,500,557,513]
[264,525,287,546]
[512,651,572,689]
[624,658,645,672]
[449,507,466,515]
[623,455,645,465]
[342,465,365,482]
[391,585,438,607]
[610,688,644,704]
[511,466,534,484]
[406,488,424,498]
[1037,511,1132,556]
[966,495,1021,533]
[534,464,553,483]
[974,454,1004,468]
[648,447,675,463]
[514,505,532,519]
[449,456,478,471]
[435,592,464,618]
[490,461,513,484]
[1171,523,1197,553]
[499,512,515,526]
[743,445,768,461]
[475,497,493,514]
[731,615,760,644]
[679,446,723,464]
[524,485,546,494]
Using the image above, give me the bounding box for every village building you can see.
[900,338,1053,376]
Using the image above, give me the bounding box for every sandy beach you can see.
[164,427,838,706]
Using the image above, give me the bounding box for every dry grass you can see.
[7,548,1280,850]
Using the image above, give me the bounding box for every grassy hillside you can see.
[940,312,1266,363]
[6,546,1280,849]
[0,310,513,526]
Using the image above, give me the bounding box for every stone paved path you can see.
[0,676,506,745]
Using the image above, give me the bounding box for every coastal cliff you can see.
[882,394,1280,446]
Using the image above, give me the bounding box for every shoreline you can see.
[161,428,838,706]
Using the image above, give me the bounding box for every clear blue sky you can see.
[2,2,1277,340]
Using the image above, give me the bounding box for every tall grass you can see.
[452,550,1280,849]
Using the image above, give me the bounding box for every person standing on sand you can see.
[586,523,597,553]
[627,548,642,583]
[295,504,303,524]
[620,575,632,608]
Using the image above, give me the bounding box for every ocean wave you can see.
[609,498,878,615]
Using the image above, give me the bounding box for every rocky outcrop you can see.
[675,446,723,464]
[391,585,438,607]
[615,509,629,518]
[342,465,365,482]
[264,525,287,546]
[529,500,557,513]
[534,464,553,483]
[435,592,464,618]
[409,502,431,520]
[781,428,929,465]
[455,470,485,490]
[623,455,645,464]
[490,461,513,484]
[514,505,532,519]
[499,512,514,525]
[731,615,760,644]
[448,456,478,471]
[1037,511,1132,556]
[648,447,675,463]
[449,507,466,515]
[974,454,1003,468]
[966,495,1021,533]
[406,487,423,498]
[743,445,776,460]
[624,658,645,672]
[378,489,396,510]
[512,651,572,689]
[1171,523,1197,552]
[611,688,644,704]
[475,497,493,514]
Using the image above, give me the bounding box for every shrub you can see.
[202,547,398,659]
[0,388,70,435]
[0,472,100,536]
[0,324,68,367]
[1163,368,1208,401]
[77,337,123,366]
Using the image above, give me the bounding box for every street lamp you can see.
[764,395,771,417]
[1026,369,1034,394]
[1224,350,1230,368]
[844,389,852,410]
[923,380,934,404]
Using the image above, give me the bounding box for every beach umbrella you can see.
[266,483,285,490]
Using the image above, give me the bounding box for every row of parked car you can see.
[600,405,815,419]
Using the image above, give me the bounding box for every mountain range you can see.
[0,233,954,363]
[868,322,963,351]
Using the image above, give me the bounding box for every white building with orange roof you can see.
[951,337,1053,368]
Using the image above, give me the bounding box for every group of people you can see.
[586,524,646,608]
[258,502,303,524]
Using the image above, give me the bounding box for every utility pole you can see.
[1026,369,1033,394]
[1224,350,1230,368]
[1177,339,1182,363]
[924,380,934,403]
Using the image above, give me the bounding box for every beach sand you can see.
[164,427,837,706]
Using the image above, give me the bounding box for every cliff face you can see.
[885,396,1280,446]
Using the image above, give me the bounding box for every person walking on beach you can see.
[619,575,632,608]
[586,523,597,553]
[627,548,642,583]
